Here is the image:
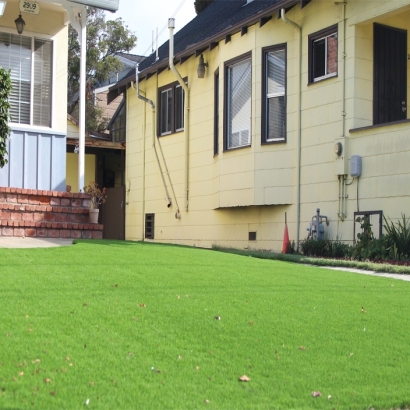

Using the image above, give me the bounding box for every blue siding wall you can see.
[0,128,66,191]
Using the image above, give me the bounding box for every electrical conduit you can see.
[168,18,190,211]
[135,65,172,209]
[281,9,302,251]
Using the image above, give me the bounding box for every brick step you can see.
[1,226,102,239]
[0,187,103,239]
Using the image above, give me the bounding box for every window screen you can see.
[0,32,53,127]
[226,57,251,149]
[266,48,285,141]
[33,39,52,127]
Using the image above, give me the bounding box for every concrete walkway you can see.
[322,266,410,282]
[0,237,73,248]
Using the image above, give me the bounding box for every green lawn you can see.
[0,240,409,409]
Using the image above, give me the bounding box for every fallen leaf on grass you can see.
[312,391,322,397]
[112,284,118,288]
[248,322,254,325]
[139,304,146,308]
[69,363,73,367]
[32,359,40,364]
[239,375,250,382]
[132,317,137,321]
[177,295,180,299]
[349,353,354,357]
[214,316,221,321]
[44,378,52,383]
[49,391,56,396]
[204,399,210,404]
[89,382,94,386]
[195,366,200,370]
[361,306,366,313]
[328,395,332,399]
[18,372,24,376]
[27,329,32,333]
[65,357,70,362]
[178,355,182,360]
[83,303,88,307]
[298,346,306,351]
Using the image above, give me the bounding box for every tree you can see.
[194,0,215,14]
[0,67,11,168]
[68,8,137,131]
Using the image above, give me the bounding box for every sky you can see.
[106,0,197,57]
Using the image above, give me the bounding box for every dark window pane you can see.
[267,96,285,140]
[160,89,172,134]
[313,38,326,79]
[175,85,184,130]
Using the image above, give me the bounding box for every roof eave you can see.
[108,0,302,97]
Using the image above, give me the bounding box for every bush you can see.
[383,214,410,260]
[301,237,351,258]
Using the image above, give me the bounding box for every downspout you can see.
[135,65,172,208]
[168,18,190,211]
[281,9,302,251]
[342,1,347,221]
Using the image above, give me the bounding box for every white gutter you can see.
[168,18,190,211]
[135,65,172,209]
[281,8,302,251]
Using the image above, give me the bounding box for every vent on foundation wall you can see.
[145,214,155,239]
[249,232,257,241]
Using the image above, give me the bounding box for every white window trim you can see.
[1,27,55,129]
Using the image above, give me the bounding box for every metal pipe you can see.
[281,9,302,251]
[78,7,87,192]
[168,18,190,211]
[135,65,172,208]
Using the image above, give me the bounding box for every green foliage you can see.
[300,237,351,258]
[0,67,11,168]
[1,241,410,409]
[300,238,328,257]
[352,216,388,261]
[68,7,137,131]
[284,240,296,254]
[383,214,410,260]
[194,0,215,14]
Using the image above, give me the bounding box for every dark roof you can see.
[116,53,146,63]
[108,0,310,101]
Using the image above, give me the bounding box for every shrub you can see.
[383,214,410,260]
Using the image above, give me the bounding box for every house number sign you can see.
[19,0,40,15]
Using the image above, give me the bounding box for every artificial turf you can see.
[0,240,409,409]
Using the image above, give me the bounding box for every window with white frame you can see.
[224,53,252,150]
[0,32,52,127]
[308,25,338,83]
[262,45,286,143]
[158,80,185,136]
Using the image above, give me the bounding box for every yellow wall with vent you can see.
[124,0,410,251]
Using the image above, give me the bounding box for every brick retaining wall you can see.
[0,187,103,239]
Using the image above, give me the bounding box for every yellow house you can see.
[109,0,410,251]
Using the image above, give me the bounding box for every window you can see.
[262,45,286,143]
[0,32,52,127]
[145,214,155,239]
[158,80,186,136]
[224,52,252,150]
[308,25,338,83]
[110,100,126,142]
[214,68,219,155]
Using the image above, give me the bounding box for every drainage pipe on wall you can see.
[168,18,190,211]
[281,9,302,251]
[135,65,172,209]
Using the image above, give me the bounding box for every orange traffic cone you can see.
[282,212,290,253]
